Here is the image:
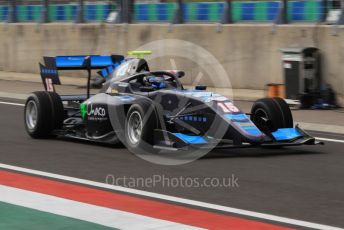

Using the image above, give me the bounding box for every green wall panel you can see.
[254,2,267,21]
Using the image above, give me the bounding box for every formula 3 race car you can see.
[24,51,322,157]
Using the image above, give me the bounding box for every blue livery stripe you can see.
[100,68,108,78]
[56,56,115,68]
[56,56,85,67]
[240,125,262,136]
[178,116,207,122]
[272,128,301,141]
[174,133,207,144]
[90,56,113,67]
[233,120,263,137]
[224,113,248,120]
[107,65,114,73]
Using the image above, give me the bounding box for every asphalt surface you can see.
[0,99,344,229]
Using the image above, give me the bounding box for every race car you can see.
[24,51,322,156]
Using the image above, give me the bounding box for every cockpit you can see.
[123,71,183,93]
[102,56,185,94]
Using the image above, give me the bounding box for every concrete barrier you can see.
[0,23,342,105]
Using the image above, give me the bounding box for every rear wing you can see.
[39,55,124,97]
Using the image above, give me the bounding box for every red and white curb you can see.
[0,167,292,230]
[0,185,196,229]
[0,163,343,230]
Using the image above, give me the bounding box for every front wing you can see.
[153,125,323,151]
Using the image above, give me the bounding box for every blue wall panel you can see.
[182,4,189,21]
[27,5,33,20]
[157,4,167,21]
[137,4,148,21]
[86,5,96,21]
[197,3,209,21]
[242,2,255,20]
[56,5,65,20]
[267,2,279,21]
[291,1,305,20]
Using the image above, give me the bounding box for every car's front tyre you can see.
[125,104,154,149]
[251,97,293,132]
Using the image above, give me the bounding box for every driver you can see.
[147,76,166,89]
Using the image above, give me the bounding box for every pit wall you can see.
[0,23,343,105]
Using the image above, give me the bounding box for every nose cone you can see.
[223,113,265,142]
[179,90,265,142]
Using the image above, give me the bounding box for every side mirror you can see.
[175,71,185,78]
[167,70,185,78]
[195,85,207,90]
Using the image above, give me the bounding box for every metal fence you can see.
[0,0,343,24]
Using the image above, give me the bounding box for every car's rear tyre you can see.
[124,104,155,152]
[251,97,293,133]
[24,91,64,138]
[47,91,64,130]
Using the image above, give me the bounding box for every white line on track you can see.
[0,101,25,106]
[315,137,344,144]
[0,163,342,230]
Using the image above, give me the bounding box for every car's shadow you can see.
[57,136,125,149]
[203,147,324,159]
[56,136,324,160]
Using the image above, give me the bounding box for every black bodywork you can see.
[39,55,321,151]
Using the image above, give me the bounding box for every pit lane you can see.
[0,100,343,229]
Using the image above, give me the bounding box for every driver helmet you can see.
[148,76,166,89]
